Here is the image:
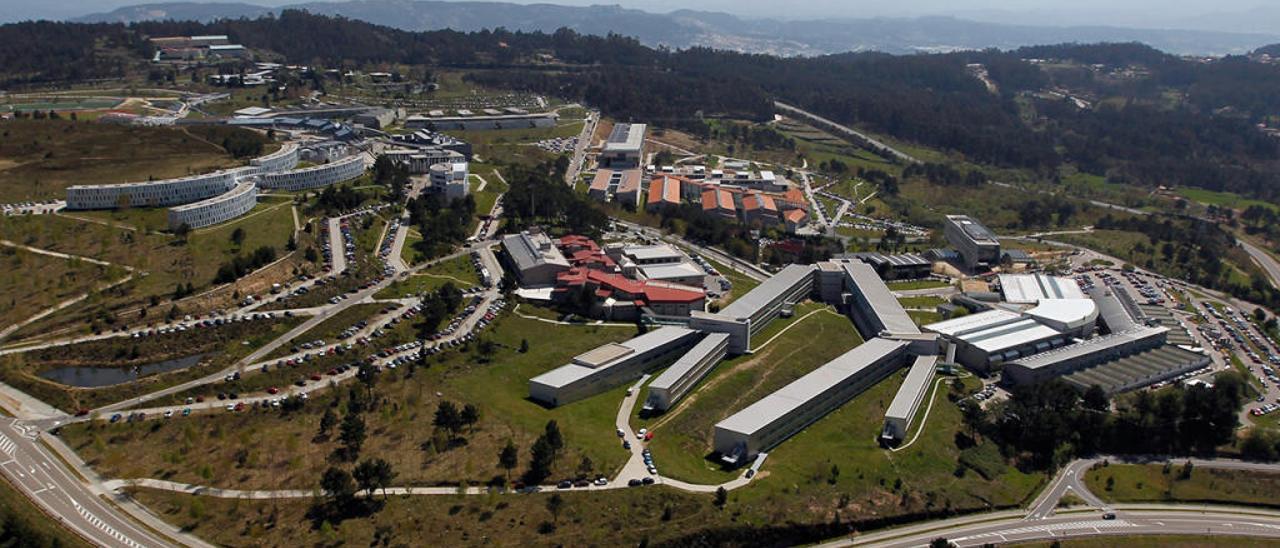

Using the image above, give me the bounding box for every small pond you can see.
[38,353,208,388]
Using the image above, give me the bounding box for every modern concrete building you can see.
[881,355,938,444]
[428,161,470,202]
[943,215,1000,270]
[249,143,300,174]
[841,260,921,338]
[852,252,933,281]
[643,333,730,413]
[256,155,366,191]
[589,169,643,207]
[167,181,258,230]
[404,112,557,131]
[690,264,816,354]
[500,229,572,286]
[998,274,1086,304]
[713,338,912,464]
[66,171,239,210]
[383,147,467,174]
[1002,326,1190,392]
[600,123,646,168]
[923,298,1099,373]
[529,327,701,406]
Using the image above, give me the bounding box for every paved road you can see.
[327,217,347,275]
[774,101,918,164]
[565,111,598,186]
[0,419,192,547]
[1240,238,1280,290]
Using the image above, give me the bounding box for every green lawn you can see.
[0,247,123,328]
[888,279,953,291]
[705,257,759,306]
[376,256,479,299]
[898,296,946,309]
[1086,463,1280,508]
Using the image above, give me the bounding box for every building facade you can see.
[167,181,258,230]
[257,155,367,191]
[66,171,238,210]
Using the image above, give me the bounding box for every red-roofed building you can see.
[646,175,683,212]
[742,191,780,227]
[701,186,738,221]
[783,208,808,233]
[554,266,706,320]
[776,187,808,211]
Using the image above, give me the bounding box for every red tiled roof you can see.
[647,176,682,205]
[784,209,807,223]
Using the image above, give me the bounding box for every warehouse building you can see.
[66,170,238,210]
[1089,286,1139,334]
[404,112,558,131]
[256,155,366,191]
[922,299,1098,373]
[600,123,646,168]
[881,355,939,445]
[943,215,1000,270]
[998,274,1087,304]
[529,327,701,407]
[500,229,572,286]
[167,181,258,230]
[713,338,911,464]
[643,333,730,413]
[690,263,816,354]
[1002,326,1194,393]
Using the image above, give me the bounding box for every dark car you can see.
[557,480,572,489]
[627,479,642,487]
[641,477,655,485]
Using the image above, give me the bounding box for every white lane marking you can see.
[70,497,144,548]
[0,433,16,457]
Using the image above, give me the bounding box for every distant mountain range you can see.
[75,0,1280,57]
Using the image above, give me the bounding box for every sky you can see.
[2,0,1277,33]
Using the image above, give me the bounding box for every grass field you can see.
[59,312,639,490]
[1,198,298,339]
[705,257,759,306]
[0,120,249,202]
[888,279,953,291]
[898,296,946,309]
[0,246,123,328]
[376,256,479,299]
[1086,463,1280,508]
[1178,187,1280,214]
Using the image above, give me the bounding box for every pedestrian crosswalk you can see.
[72,498,144,548]
[0,433,16,457]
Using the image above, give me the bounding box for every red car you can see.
[267,387,280,395]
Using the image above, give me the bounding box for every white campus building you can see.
[428,161,470,202]
[256,155,367,191]
[167,181,258,230]
[65,171,239,210]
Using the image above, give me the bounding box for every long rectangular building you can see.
[841,260,920,338]
[529,327,701,407]
[923,309,1068,373]
[713,337,911,464]
[167,181,258,230]
[690,263,816,354]
[66,170,238,210]
[1002,326,1169,387]
[643,333,729,413]
[881,355,938,444]
[256,155,366,191]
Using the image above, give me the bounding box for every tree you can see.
[527,436,555,484]
[287,233,297,251]
[320,466,355,506]
[714,486,728,509]
[545,493,564,525]
[544,420,564,456]
[353,457,396,499]
[357,363,379,404]
[577,455,593,478]
[230,227,246,247]
[318,407,337,438]
[460,403,480,432]
[434,401,462,437]
[519,338,530,353]
[173,223,192,243]
[339,412,366,459]
[498,440,518,480]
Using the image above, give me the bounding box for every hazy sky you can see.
[2,0,1277,32]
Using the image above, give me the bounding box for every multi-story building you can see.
[690,263,816,354]
[881,355,938,444]
[428,162,470,202]
[256,155,367,191]
[529,327,702,407]
[383,147,466,174]
[167,181,258,230]
[65,171,239,210]
[248,143,300,174]
[643,333,730,413]
[599,123,646,168]
[943,214,1001,270]
[500,229,572,286]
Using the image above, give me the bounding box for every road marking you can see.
[0,434,15,456]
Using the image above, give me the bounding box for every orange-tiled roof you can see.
[616,169,643,194]
[589,170,612,192]
[784,209,807,223]
[647,176,681,205]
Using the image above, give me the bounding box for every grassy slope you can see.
[59,313,638,489]
[0,120,245,202]
[0,247,121,327]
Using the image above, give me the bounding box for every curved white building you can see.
[249,142,300,174]
[167,181,258,230]
[257,155,366,191]
[66,171,237,210]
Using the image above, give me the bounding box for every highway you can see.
[1240,238,1280,290]
[0,418,199,547]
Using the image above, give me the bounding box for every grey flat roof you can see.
[573,343,634,368]
[625,244,684,262]
[999,274,1086,303]
[530,326,697,389]
[946,215,998,245]
[885,355,938,421]
[604,123,646,152]
[640,262,704,281]
[501,232,570,272]
[648,333,729,392]
[843,261,920,335]
[1088,286,1138,333]
[718,263,815,320]
[1008,326,1167,370]
[715,338,909,435]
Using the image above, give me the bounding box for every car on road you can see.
[642,477,655,485]
[594,477,608,486]
[627,479,642,487]
[557,480,572,489]
[1102,512,1116,520]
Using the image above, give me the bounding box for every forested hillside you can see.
[6,13,1280,200]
